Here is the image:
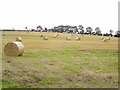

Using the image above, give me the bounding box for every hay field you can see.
[2,31,118,88]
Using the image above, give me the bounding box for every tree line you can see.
[34,25,120,37]
[1,25,120,37]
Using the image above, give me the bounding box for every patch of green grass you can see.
[89,80,98,85]
[73,64,81,66]
[63,66,80,75]
[39,77,59,85]
[90,49,118,57]
[0,80,2,89]
[38,50,57,57]
[17,52,38,59]
[59,56,73,63]
[2,79,22,88]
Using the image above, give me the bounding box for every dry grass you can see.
[2,31,118,88]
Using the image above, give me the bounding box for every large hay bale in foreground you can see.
[4,42,24,56]
[16,37,22,42]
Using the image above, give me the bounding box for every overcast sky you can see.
[0,0,119,34]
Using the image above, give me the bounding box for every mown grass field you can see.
[1,31,118,88]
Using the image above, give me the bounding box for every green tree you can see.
[109,30,113,35]
[37,25,43,31]
[95,27,101,35]
[86,27,92,34]
[78,25,84,34]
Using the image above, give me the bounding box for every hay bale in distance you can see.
[43,36,48,40]
[76,37,80,41]
[53,34,59,38]
[4,41,24,56]
[102,38,107,42]
[53,35,57,38]
[40,34,44,37]
[66,37,71,40]
[16,37,22,42]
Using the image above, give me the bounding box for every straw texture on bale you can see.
[16,37,22,42]
[4,41,24,56]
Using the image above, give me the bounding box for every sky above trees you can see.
[0,0,119,34]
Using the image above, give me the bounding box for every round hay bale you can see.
[66,37,71,40]
[4,41,24,56]
[43,36,48,40]
[76,37,80,41]
[53,34,57,38]
[16,37,22,42]
[40,34,43,37]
